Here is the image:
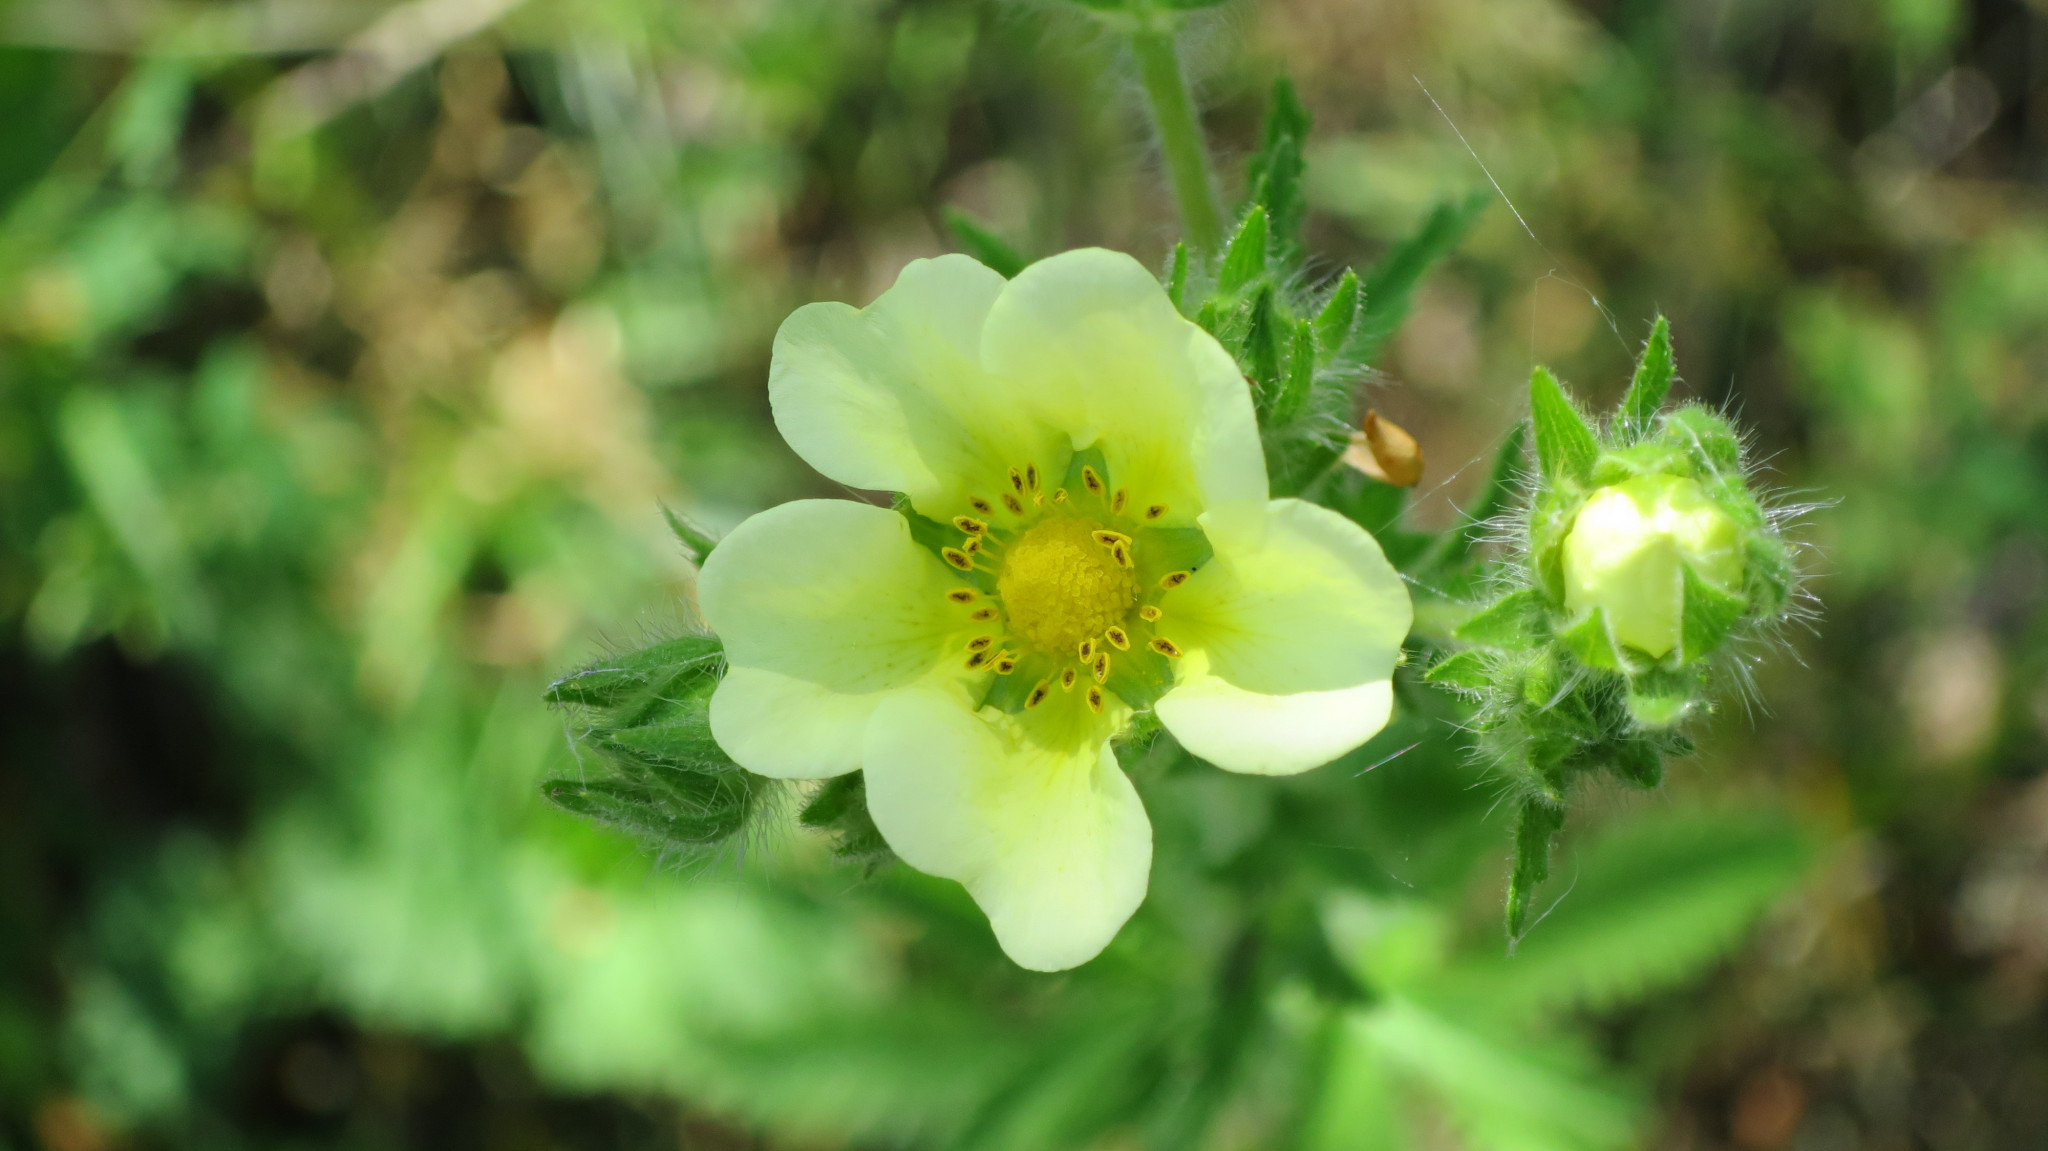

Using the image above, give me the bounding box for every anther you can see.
[1091,653,1110,683]
[1008,467,1024,493]
[1081,466,1105,497]
[1052,488,1069,505]
[1144,503,1167,520]
[1025,463,1040,491]
[969,496,994,515]
[1085,686,1104,713]
[1111,488,1128,514]
[967,636,994,653]
[1139,605,1163,622]
[1026,681,1051,709]
[967,650,991,669]
[1001,492,1025,515]
[993,652,1019,675]
[953,515,987,535]
[1160,570,1191,589]
[962,537,981,555]
[1060,667,1078,691]
[1148,637,1184,658]
[1110,541,1132,569]
[969,606,999,622]
[945,588,978,604]
[1091,530,1130,549]
[1077,638,1095,661]
[942,547,975,571]
[1105,627,1130,650]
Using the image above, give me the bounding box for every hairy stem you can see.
[1130,26,1222,255]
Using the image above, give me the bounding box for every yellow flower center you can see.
[997,517,1137,653]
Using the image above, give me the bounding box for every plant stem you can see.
[1130,25,1222,255]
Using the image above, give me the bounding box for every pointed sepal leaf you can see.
[1424,649,1494,692]
[661,503,721,564]
[1247,77,1311,258]
[1218,204,1269,297]
[1529,366,1599,485]
[1680,563,1748,662]
[1556,608,1622,671]
[1617,315,1674,441]
[1166,241,1191,312]
[941,207,1027,279]
[1453,589,1549,648]
[1315,268,1361,361]
[1507,797,1565,940]
[545,634,724,709]
[1346,191,1487,366]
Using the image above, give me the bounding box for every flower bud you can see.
[1560,474,1743,660]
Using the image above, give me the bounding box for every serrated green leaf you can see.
[1529,367,1599,485]
[1217,204,1268,297]
[941,206,1027,279]
[1616,315,1674,441]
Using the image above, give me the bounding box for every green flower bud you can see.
[1560,474,1744,660]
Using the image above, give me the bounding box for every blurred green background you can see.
[1,0,2044,1148]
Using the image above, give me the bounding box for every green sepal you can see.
[1589,442,1688,487]
[1507,797,1565,940]
[1745,534,1794,619]
[1104,644,1174,709]
[1557,608,1622,671]
[941,206,1027,279]
[799,773,896,871]
[545,634,723,709]
[1658,404,1741,474]
[1271,317,1316,424]
[1194,297,1223,337]
[1453,588,1550,648]
[1315,269,1360,362]
[597,702,728,772]
[1525,488,1581,605]
[1529,366,1599,486]
[1616,315,1674,442]
[1423,649,1493,692]
[1680,563,1747,662]
[1218,204,1269,297]
[1243,284,1281,388]
[541,773,761,851]
[1608,737,1664,787]
[1166,241,1191,313]
[660,502,721,565]
[1623,667,1699,730]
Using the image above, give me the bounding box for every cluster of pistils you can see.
[935,458,1203,718]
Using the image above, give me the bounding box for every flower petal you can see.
[981,248,1266,526]
[698,499,962,694]
[1157,651,1395,776]
[708,666,880,779]
[1162,499,1411,696]
[769,254,1066,517]
[863,688,1151,971]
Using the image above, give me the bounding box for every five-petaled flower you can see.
[698,249,1412,970]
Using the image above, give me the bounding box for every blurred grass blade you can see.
[942,207,1027,278]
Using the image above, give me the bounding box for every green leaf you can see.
[1217,204,1269,297]
[1271,318,1316,424]
[1303,1013,1406,1151]
[799,773,896,871]
[1166,241,1190,312]
[1506,797,1564,940]
[1314,268,1361,360]
[1246,77,1310,258]
[1529,367,1599,485]
[1451,807,1810,1018]
[1424,649,1493,691]
[1556,608,1622,671]
[942,206,1027,279]
[1616,315,1674,441]
[544,635,724,709]
[1242,284,1281,388]
[1453,589,1549,648]
[1346,191,1487,366]
[660,502,720,564]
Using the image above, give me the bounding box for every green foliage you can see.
[943,207,1029,279]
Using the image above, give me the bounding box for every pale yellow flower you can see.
[1561,474,1744,659]
[699,249,1411,970]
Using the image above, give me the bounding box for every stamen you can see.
[961,537,982,555]
[1091,653,1110,682]
[953,515,987,535]
[1139,605,1163,622]
[1110,541,1132,569]
[1025,681,1051,709]
[993,652,1019,675]
[945,588,978,604]
[1090,530,1130,549]
[942,547,975,571]
[967,650,991,669]
[1025,463,1040,492]
[1160,570,1191,589]
[1077,638,1095,661]
[1081,466,1105,497]
[1105,627,1130,650]
[1085,686,1104,713]
[1111,488,1128,514]
[1001,492,1025,515]
[1052,488,1069,505]
[969,606,1000,622]
[1144,503,1167,520]
[1008,467,1024,493]
[1060,667,1078,691]
[969,496,994,515]
[967,635,994,652]
[1148,637,1184,658]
